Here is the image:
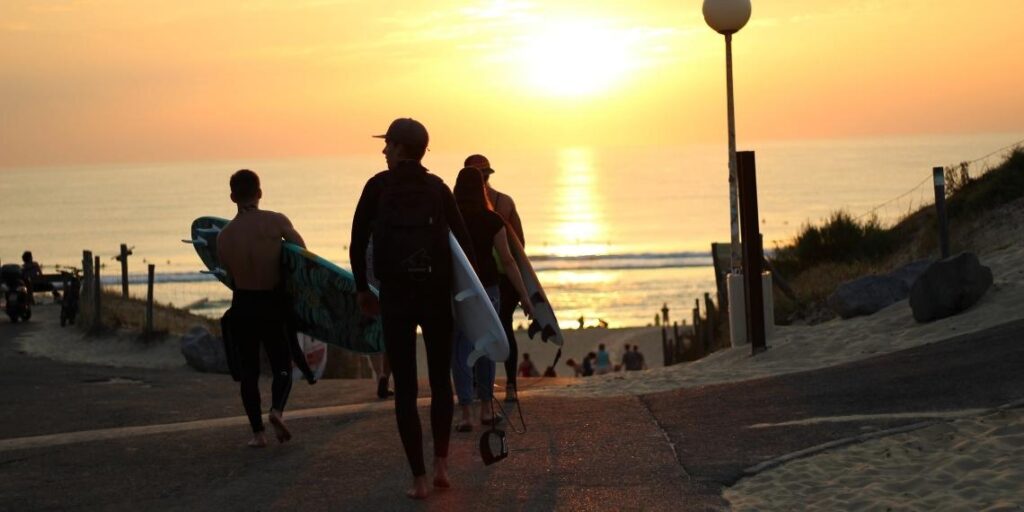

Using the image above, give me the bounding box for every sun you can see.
[516,20,638,98]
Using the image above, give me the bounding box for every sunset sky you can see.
[2,0,1022,167]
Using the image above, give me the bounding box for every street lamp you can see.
[703,0,751,273]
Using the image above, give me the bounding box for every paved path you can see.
[1,310,1021,511]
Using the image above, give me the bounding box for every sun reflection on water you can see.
[550,147,609,257]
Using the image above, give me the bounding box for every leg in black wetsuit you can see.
[499,276,519,397]
[380,282,454,478]
[232,290,293,434]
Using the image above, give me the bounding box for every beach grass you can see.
[771,148,1024,324]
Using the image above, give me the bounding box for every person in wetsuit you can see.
[464,154,527,403]
[349,118,476,500]
[217,169,306,448]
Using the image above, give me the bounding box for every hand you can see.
[357,291,380,318]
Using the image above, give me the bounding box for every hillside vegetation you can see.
[770,148,1024,323]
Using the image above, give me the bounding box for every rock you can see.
[828,275,909,319]
[909,252,993,323]
[180,325,229,374]
[888,258,933,288]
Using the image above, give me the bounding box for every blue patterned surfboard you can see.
[280,243,383,354]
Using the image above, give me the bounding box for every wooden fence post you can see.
[704,293,716,350]
[145,264,155,335]
[80,251,93,325]
[93,255,102,329]
[118,243,132,299]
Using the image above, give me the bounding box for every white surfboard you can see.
[508,233,564,346]
[449,232,509,365]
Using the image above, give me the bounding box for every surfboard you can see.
[450,232,509,365]
[185,216,384,354]
[508,234,564,346]
[186,216,233,288]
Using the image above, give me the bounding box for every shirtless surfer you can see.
[217,169,306,448]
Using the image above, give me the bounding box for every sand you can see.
[14,307,186,370]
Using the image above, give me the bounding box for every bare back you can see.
[217,209,304,291]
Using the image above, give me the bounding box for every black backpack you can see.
[373,171,450,283]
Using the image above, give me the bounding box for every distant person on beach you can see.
[350,118,474,499]
[581,352,596,377]
[565,358,584,377]
[633,345,647,370]
[595,344,612,375]
[661,303,670,325]
[578,316,585,329]
[21,251,42,303]
[363,238,392,399]
[466,153,526,403]
[623,344,645,371]
[450,166,533,432]
[217,169,306,448]
[517,352,540,378]
[621,345,637,371]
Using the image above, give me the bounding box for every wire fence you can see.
[852,138,1024,224]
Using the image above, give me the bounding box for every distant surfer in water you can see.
[217,169,307,448]
[350,118,476,499]
[465,154,526,403]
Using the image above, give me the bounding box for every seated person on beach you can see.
[581,352,596,377]
[217,169,307,448]
[595,344,612,375]
[565,358,584,377]
[517,353,540,378]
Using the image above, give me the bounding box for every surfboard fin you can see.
[528,320,541,340]
[541,324,557,343]
[454,289,478,302]
[182,238,208,247]
[195,227,222,235]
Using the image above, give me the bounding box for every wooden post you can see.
[118,243,131,299]
[145,264,155,334]
[93,255,102,328]
[933,167,950,258]
[705,293,716,350]
[661,326,670,366]
[737,151,767,354]
[82,251,93,324]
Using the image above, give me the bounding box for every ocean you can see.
[1,132,1020,328]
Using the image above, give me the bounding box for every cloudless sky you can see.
[2,0,1022,167]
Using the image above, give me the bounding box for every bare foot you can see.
[433,457,451,489]
[247,432,267,448]
[268,410,292,443]
[406,475,430,499]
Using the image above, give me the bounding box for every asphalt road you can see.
[1,308,1021,511]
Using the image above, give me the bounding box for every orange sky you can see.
[2,0,1022,168]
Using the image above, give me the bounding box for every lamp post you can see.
[703,0,751,273]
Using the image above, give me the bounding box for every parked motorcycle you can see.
[1,264,32,323]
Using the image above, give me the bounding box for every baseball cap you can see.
[464,154,494,175]
[373,118,429,149]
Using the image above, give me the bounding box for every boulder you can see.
[827,275,909,319]
[888,259,933,288]
[909,252,993,323]
[180,325,229,374]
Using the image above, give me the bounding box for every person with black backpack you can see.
[349,118,476,500]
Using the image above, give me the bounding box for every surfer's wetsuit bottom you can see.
[232,290,293,433]
[498,276,520,391]
[380,282,454,477]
